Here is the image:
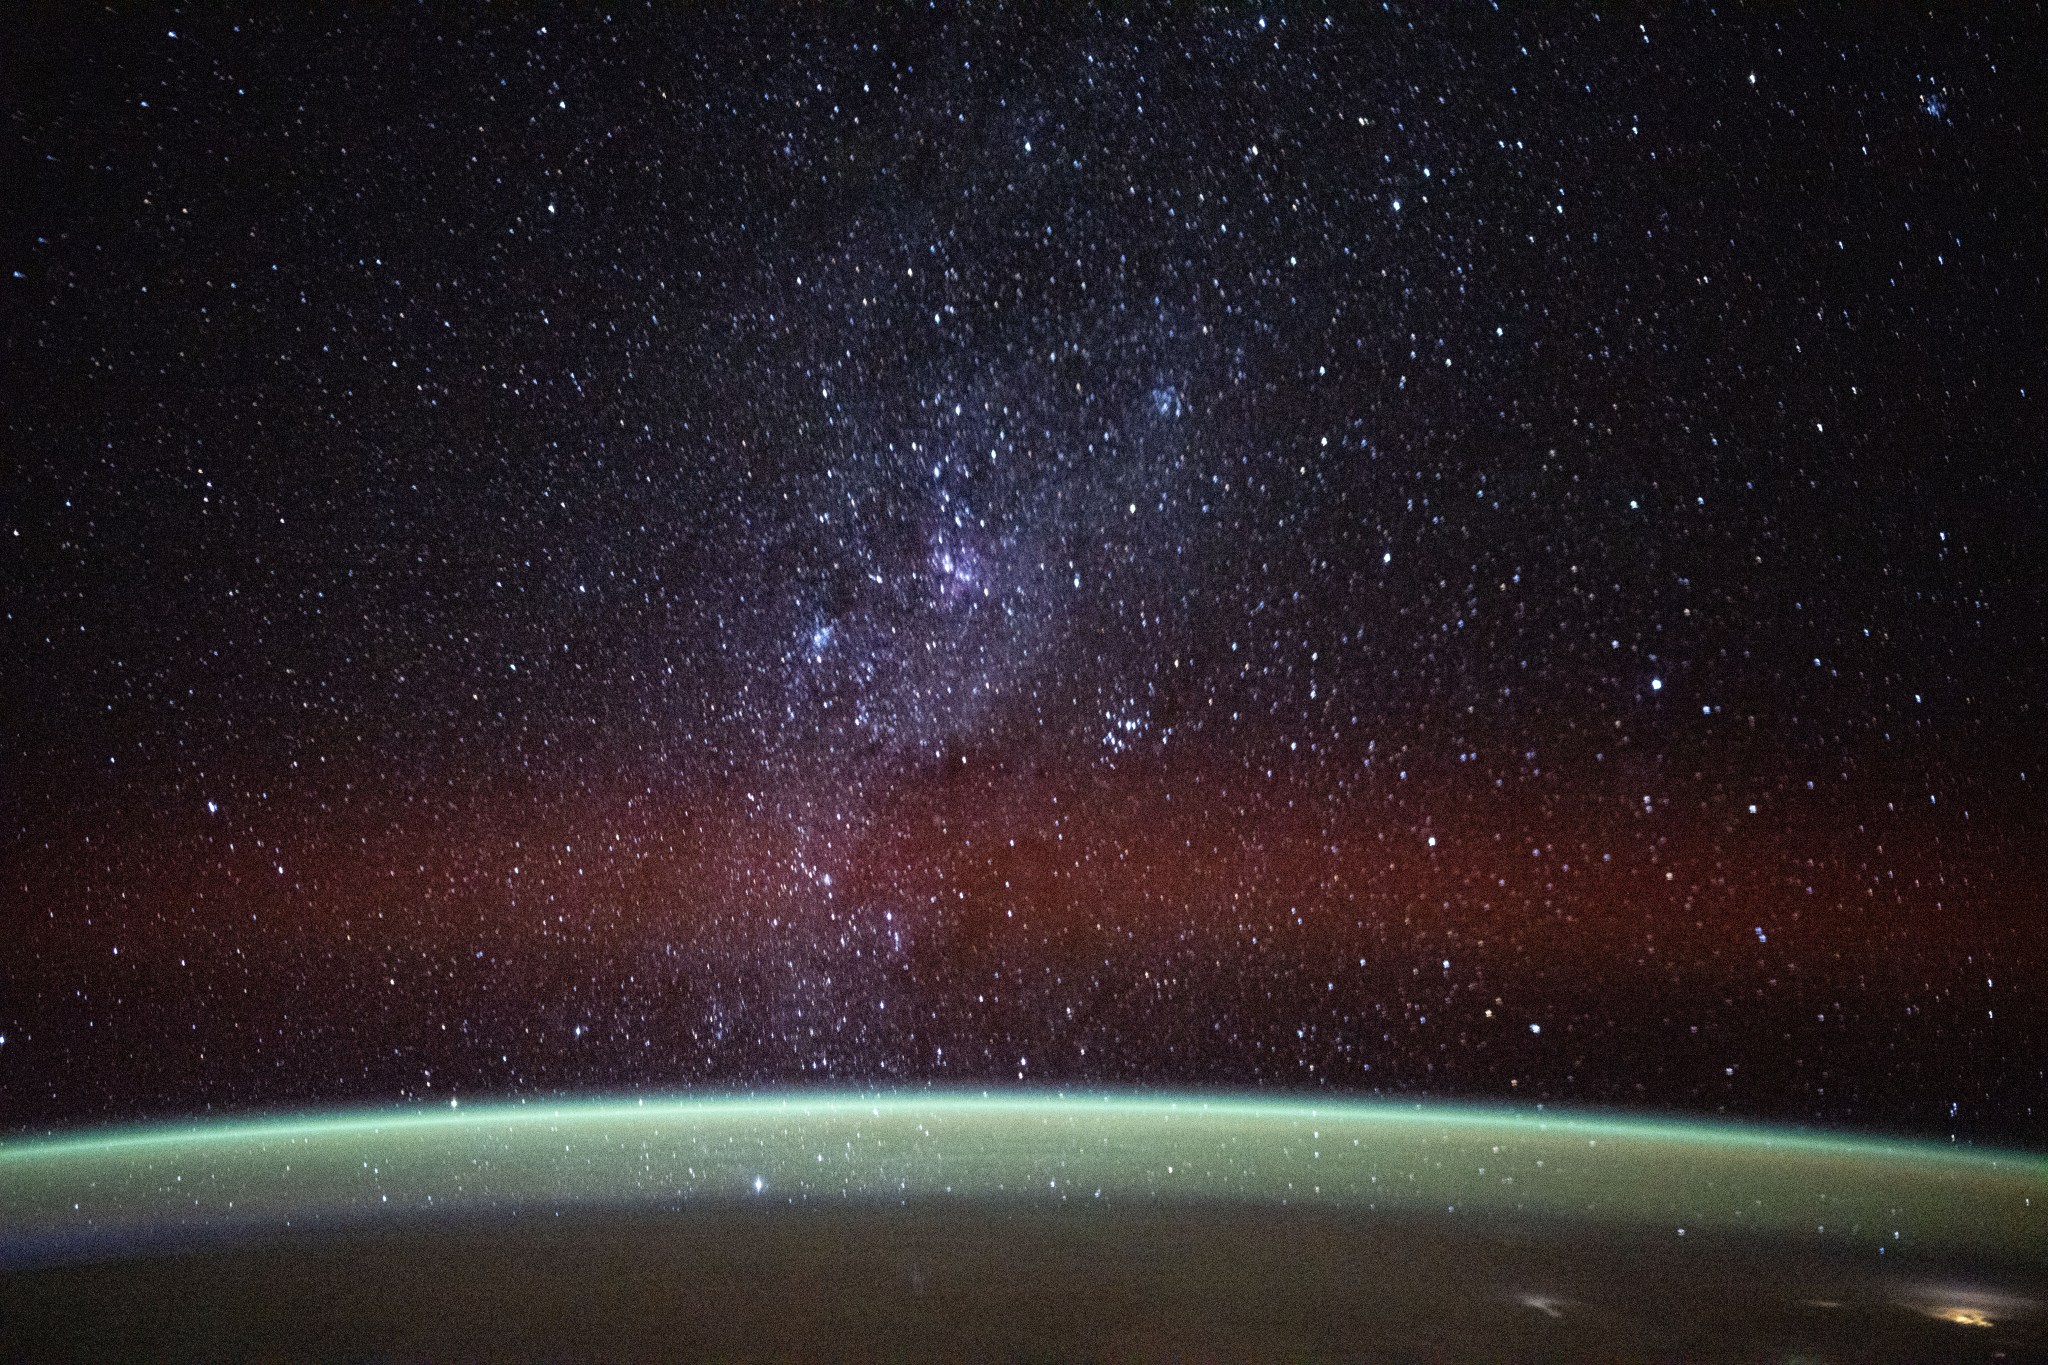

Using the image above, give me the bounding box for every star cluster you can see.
[5,8,2042,1144]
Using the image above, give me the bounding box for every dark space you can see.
[5,6,2043,1147]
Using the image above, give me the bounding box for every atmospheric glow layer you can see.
[5,1094,2040,1261]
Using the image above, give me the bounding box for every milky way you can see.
[5,8,2042,1144]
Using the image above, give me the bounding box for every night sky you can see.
[5,7,2043,1147]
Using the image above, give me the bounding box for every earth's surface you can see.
[3,1094,2041,1359]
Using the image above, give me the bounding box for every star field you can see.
[4,7,2043,1144]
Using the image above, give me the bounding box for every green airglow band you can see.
[4,1093,2041,1258]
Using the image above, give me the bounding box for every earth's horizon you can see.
[3,1091,2042,1357]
